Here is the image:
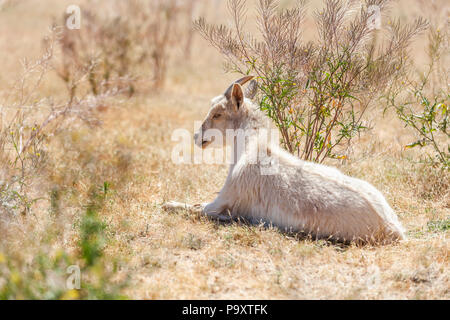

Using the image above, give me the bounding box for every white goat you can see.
[164,76,405,244]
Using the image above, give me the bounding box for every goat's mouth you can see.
[201,137,214,148]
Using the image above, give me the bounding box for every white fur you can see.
[164,79,405,244]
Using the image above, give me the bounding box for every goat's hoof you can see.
[162,201,190,211]
[206,213,232,222]
[190,204,204,214]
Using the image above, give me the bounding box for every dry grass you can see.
[0,0,448,299]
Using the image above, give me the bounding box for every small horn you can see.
[235,75,255,86]
[224,75,255,99]
[244,79,258,99]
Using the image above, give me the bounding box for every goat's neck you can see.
[228,125,263,170]
[228,105,269,169]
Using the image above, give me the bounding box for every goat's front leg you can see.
[162,201,206,214]
[162,197,232,222]
[202,196,232,222]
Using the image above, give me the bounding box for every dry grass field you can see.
[0,0,448,299]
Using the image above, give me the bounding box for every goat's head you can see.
[194,76,257,148]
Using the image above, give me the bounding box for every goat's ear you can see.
[224,75,254,110]
[224,75,254,99]
[225,83,244,111]
[244,79,257,99]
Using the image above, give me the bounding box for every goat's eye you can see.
[213,113,222,119]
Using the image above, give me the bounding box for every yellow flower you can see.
[10,271,21,285]
[61,289,80,300]
[54,249,64,261]
[289,108,294,114]
[0,252,6,264]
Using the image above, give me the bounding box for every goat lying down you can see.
[163,76,405,244]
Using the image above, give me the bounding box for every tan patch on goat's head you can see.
[194,76,254,149]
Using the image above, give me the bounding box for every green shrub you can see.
[196,0,427,162]
[385,26,449,169]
